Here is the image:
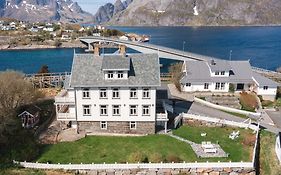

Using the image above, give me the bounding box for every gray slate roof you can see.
[208,59,232,72]
[181,61,212,83]
[252,72,280,87]
[69,53,161,88]
[228,61,253,83]
[101,55,130,71]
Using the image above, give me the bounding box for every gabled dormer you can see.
[208,59,231,77]
[102,56,130,80]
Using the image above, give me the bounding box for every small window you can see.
[263,86,268,90]
[221,71,225,75]
[215,83,220,90]
[130,88,137,98]
[130,105,137,116]
[186,83,191,87]
[142,105,150,116]
[107,71,114,79]
[112,105,120,116]
[204,83,209,89]
[82,88,90,99]
[112,88,120,99]
[100,121,107,130]
[100,105,108,116]
[130,122,136,130]
[221,83,225,90]
[215,71,220,75]
[143,88,150,98]
[83,105,91,116]
[100,88,107,98]
[117,71,124,79]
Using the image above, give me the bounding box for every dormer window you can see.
[107,71,114,79]
[221,71,225,75]
[117,71,124,79]
[215,71,220,75]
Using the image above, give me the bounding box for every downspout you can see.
[74,87,79,134]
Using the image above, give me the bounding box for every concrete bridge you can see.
[79,36,214,62]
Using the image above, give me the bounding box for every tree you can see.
[168,62,183,91]
[38,65,49,74]
[0,71,42,144]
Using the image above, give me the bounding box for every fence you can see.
[194,97,261,117]
[14,161,254,170]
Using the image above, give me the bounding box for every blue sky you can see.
[75,0,115,14]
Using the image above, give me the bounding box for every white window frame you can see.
[83,105,91,116]
[142,105,150,116]
[117,71,124,79]
[130,88,138,99]
[112,105,120,116]
[112,88,120,99]
[204,83,209,90]
[107,71,114,79]
[221,83,226,90]
[215,83,220,90]
[263,86,268,90]
[215,71,220,75]
[100,121,107,130]
[82,88,90,99]
[130,122,136,130]
[99,88,107,99]
[130,105,138,116]
[142,88,150,99]
[186,83,191,87]
[100,105,108,116]
[221,71,225,75]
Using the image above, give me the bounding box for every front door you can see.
[236,84,244,91]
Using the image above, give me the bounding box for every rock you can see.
[229,172,239,175]
[196,168,204,173]
[209,172,220,175]
[88,170,98,175]
[171,170,180,175]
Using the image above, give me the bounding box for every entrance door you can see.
[236,84,244,91]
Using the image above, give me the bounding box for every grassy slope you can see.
[173,126,254,162]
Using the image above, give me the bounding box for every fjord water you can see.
[0,26,281,74]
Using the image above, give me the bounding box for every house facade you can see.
[55,53,168,135]
[180,59,279,101]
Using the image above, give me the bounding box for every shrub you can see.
[127,151,148,163]
[149,153,164,163]
[229,83,235,93]
[165,154,182,163]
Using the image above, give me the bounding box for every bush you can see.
[229,83,235,93]
[165,154,182,163]
[127,151,148,163]
[149,153,164,163]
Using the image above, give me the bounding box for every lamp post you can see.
[229,50,232,60]
[183,41,186,52]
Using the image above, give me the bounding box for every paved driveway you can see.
[266,110,281,129]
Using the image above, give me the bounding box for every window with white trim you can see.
[100,88,107,98]
[112,105,120,116]
[112,88,120,99]
[117,71,124,79]
[100,105,108,116]
[100,121,107,130]
[204,83,209,89]
[130,105,137,116]
[263,86,268,90]
[221,71,225,75]
[215,83,220,90]
[142,105,150,116]
[82,88,90,99]
[107,71,114,79]
[83,105,91,116]
[215,71,220,75]
[142,88,150,98]
[130,122,136,129]
[130,88,137,98]
[221,83,226,90]
[186,83,191,87]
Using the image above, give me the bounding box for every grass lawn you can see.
[239,92,258,112]
[37,135,199,164]
[220,110,249,120]
[259,131,281,175]
[173,126,255,162]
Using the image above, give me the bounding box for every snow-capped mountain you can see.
[0,0,93,23]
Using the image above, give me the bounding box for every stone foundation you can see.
[183,118,228,128]
[78,121,155,135]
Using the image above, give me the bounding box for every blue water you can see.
[1,26,281,73]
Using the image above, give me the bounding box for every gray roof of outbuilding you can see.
[252,72,280,87]
[69,53,161,87]
[101,55,130,70]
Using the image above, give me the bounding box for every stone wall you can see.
[78,121,155,135]
[183,117,228,128]
[79,167,256,175]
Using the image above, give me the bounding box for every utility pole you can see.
[229,50,232,60]
[183,41,186,52]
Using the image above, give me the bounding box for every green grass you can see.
[37,135,198,164]
[173,126,255,162]
[221,110,249,120]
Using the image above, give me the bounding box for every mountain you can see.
[0,0,93,23]
[97,0,281,26]
[93,0,133,24]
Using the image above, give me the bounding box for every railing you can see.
[55,97,75,104]
[252,66,281,75]
[14,161,254,170]
[57,113,76,120]
[25,72,71,78]
[156,113,168,121]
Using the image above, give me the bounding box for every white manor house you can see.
[180,59,279,101]
[55,51,169,135]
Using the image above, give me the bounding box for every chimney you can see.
[94,44,100,56]
[119,44,126,56]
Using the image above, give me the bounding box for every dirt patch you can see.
[239,92,258,112]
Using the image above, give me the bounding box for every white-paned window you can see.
[142,88,150,98]
[221,83,226,90]
[186,83,191,87]
[204,83,209,89]
[221,71,225,75]
[130,88,137,98]
[112,88,120,99]
[117,71,124,79]
[142,105,150,116]
[263,86,268,90]
[107,71,114,79]
[100,105,108,116]
[130,105,137,116]
[112,105,120,116]
[100,88,107,98]
[100,121,107,129]
[130,122,136,129]
[82,88,90,99]
[215,83,220,90]
[215,71,220,75]
[83,105,91,116]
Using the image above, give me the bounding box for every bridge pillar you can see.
[94,44,100,56]
[119,44,126,56]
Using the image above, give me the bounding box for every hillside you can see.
[0,0,93,23]
[97,0,281,26]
